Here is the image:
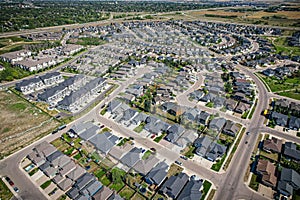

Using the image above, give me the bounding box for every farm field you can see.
[0,90,60,159]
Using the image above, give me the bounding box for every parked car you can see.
[150,148,156,152]
[151,134,156,139]
[180,155,187,160]
[175,160,182,166]
[13,187,19,193]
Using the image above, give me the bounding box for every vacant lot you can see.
[0,90,60,159]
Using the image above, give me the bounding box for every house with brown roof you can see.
[256,159,277,189]
[263,137,283,154]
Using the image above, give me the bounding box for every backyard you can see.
[0,179,13,200]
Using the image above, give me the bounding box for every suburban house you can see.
[277,168,300,197]
[165,124,185,144]
[120,147,142,168]
[197,111,210,125]
[209,118,226,132]
[222,120,240,137]
[182,108,201,122]
[0,50,32,64]
[133,155,159,176]
[161,102,184,117]
[262,137,283,154]
[256,159,277,188]
[271,112,289,127]
[88,132,117,155]
[145,161,169,186]
[175,130,198,148]
[234,102,251,114]
[194,136,227,162]
[159,173,189,199]
[288,116,300,131]
[177,179,203,200]
[283,142,300,161]
[40,72,64,87]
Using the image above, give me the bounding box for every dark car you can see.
[13,187,19,193]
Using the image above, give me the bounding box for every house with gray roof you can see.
[283,142,300,161]
[197,111,210,125]
[107,99,122,114]
[16,77,45,94]
[160,172,189,199]
[271,111,289,127]
[209,118,226,132]
[165,124,185,144]
[176,130,198,148]
[88,133,116,155]
[145,161,168,186]
[39,72,64,87]
[66,166,86,181]
[133,155,159,176]
[223,121,240,137]
[118,108,138,124]
[278,168,300,197]
[120,147,142,168]
[78,125,99,141]
[177,179,203,200]
[69,121,96,135]
[182,108,201,122]
[194,136,227,162]
[57,178,73,191]
[131,113,148,126]
[288,116,300,131]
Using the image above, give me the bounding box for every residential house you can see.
[0,50,31,64]
[189,90,204,101]
[209,118,226,132]
[197,111,210,126]
[262,137,283,154]
[235,102,250,114]
[39,72,64,87]
[277,168,300,197]
[145,161,169,186]
[290,102,300,117]
[288,116,300,131]
[93,187,113,200]
[177,179,203,200]
[107,99,123,114]
[130,113,148,126]
[225,99,238,111]
[182,108,201,122]
[194,136,227,162]
[78,125,99,141]
[222,121,240,137]
[161,102,184,117]
[159,173,189,199]
[133,155,159,176]
[283,142,300,161]
[256,159,277,188]
[120,147,142,168]
[88,132,117,155]
[271,112,288,127]
[165,124,185,143]
[176,130,198,148]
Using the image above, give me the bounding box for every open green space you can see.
[277,91,300,101]
[259,73,300,93]
[0,179,13,200]
[273,37,300,56]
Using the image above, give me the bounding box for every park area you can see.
[0,90,60,159]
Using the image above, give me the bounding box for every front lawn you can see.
[211,154,227,172]
[167,163,183,177]
[201,180,212,200]
[134,123,145,133]
[40,180,52,189]
[142,150,152,160]
[249,174,259,191]
[154,133,166,143]
[184,146,195,158]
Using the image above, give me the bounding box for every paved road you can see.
[176,72,248,125]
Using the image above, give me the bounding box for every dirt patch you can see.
[0,90,60,159]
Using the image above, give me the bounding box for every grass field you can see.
[0,90,60,159]
[273,37,300,56]
[277,91,300,100]
[259,73,300,93]
[0,179,13,200]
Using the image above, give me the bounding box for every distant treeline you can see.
[204,14,238,19]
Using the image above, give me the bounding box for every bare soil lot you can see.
[0,90,60,159]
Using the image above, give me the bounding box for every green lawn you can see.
[211,153,227,172]
[134,123,145,133]
[117,138,130,146]
[249,174,259,191]
[110,182,125,192]
[201,180,212,200]
[260,150,279,162]
[119,186,135,200]
[277,91,300,101]
[40,180,52,189]
[100,175,111,186]
[184,146,195,158]
[0,179,13,200]
[73,153,82,160]
[259,73,300,93]
[142,150,152,160]
[93,168,106,179]
[29,167,39,176]
[273,37,300,56]
[154,133,166,143]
